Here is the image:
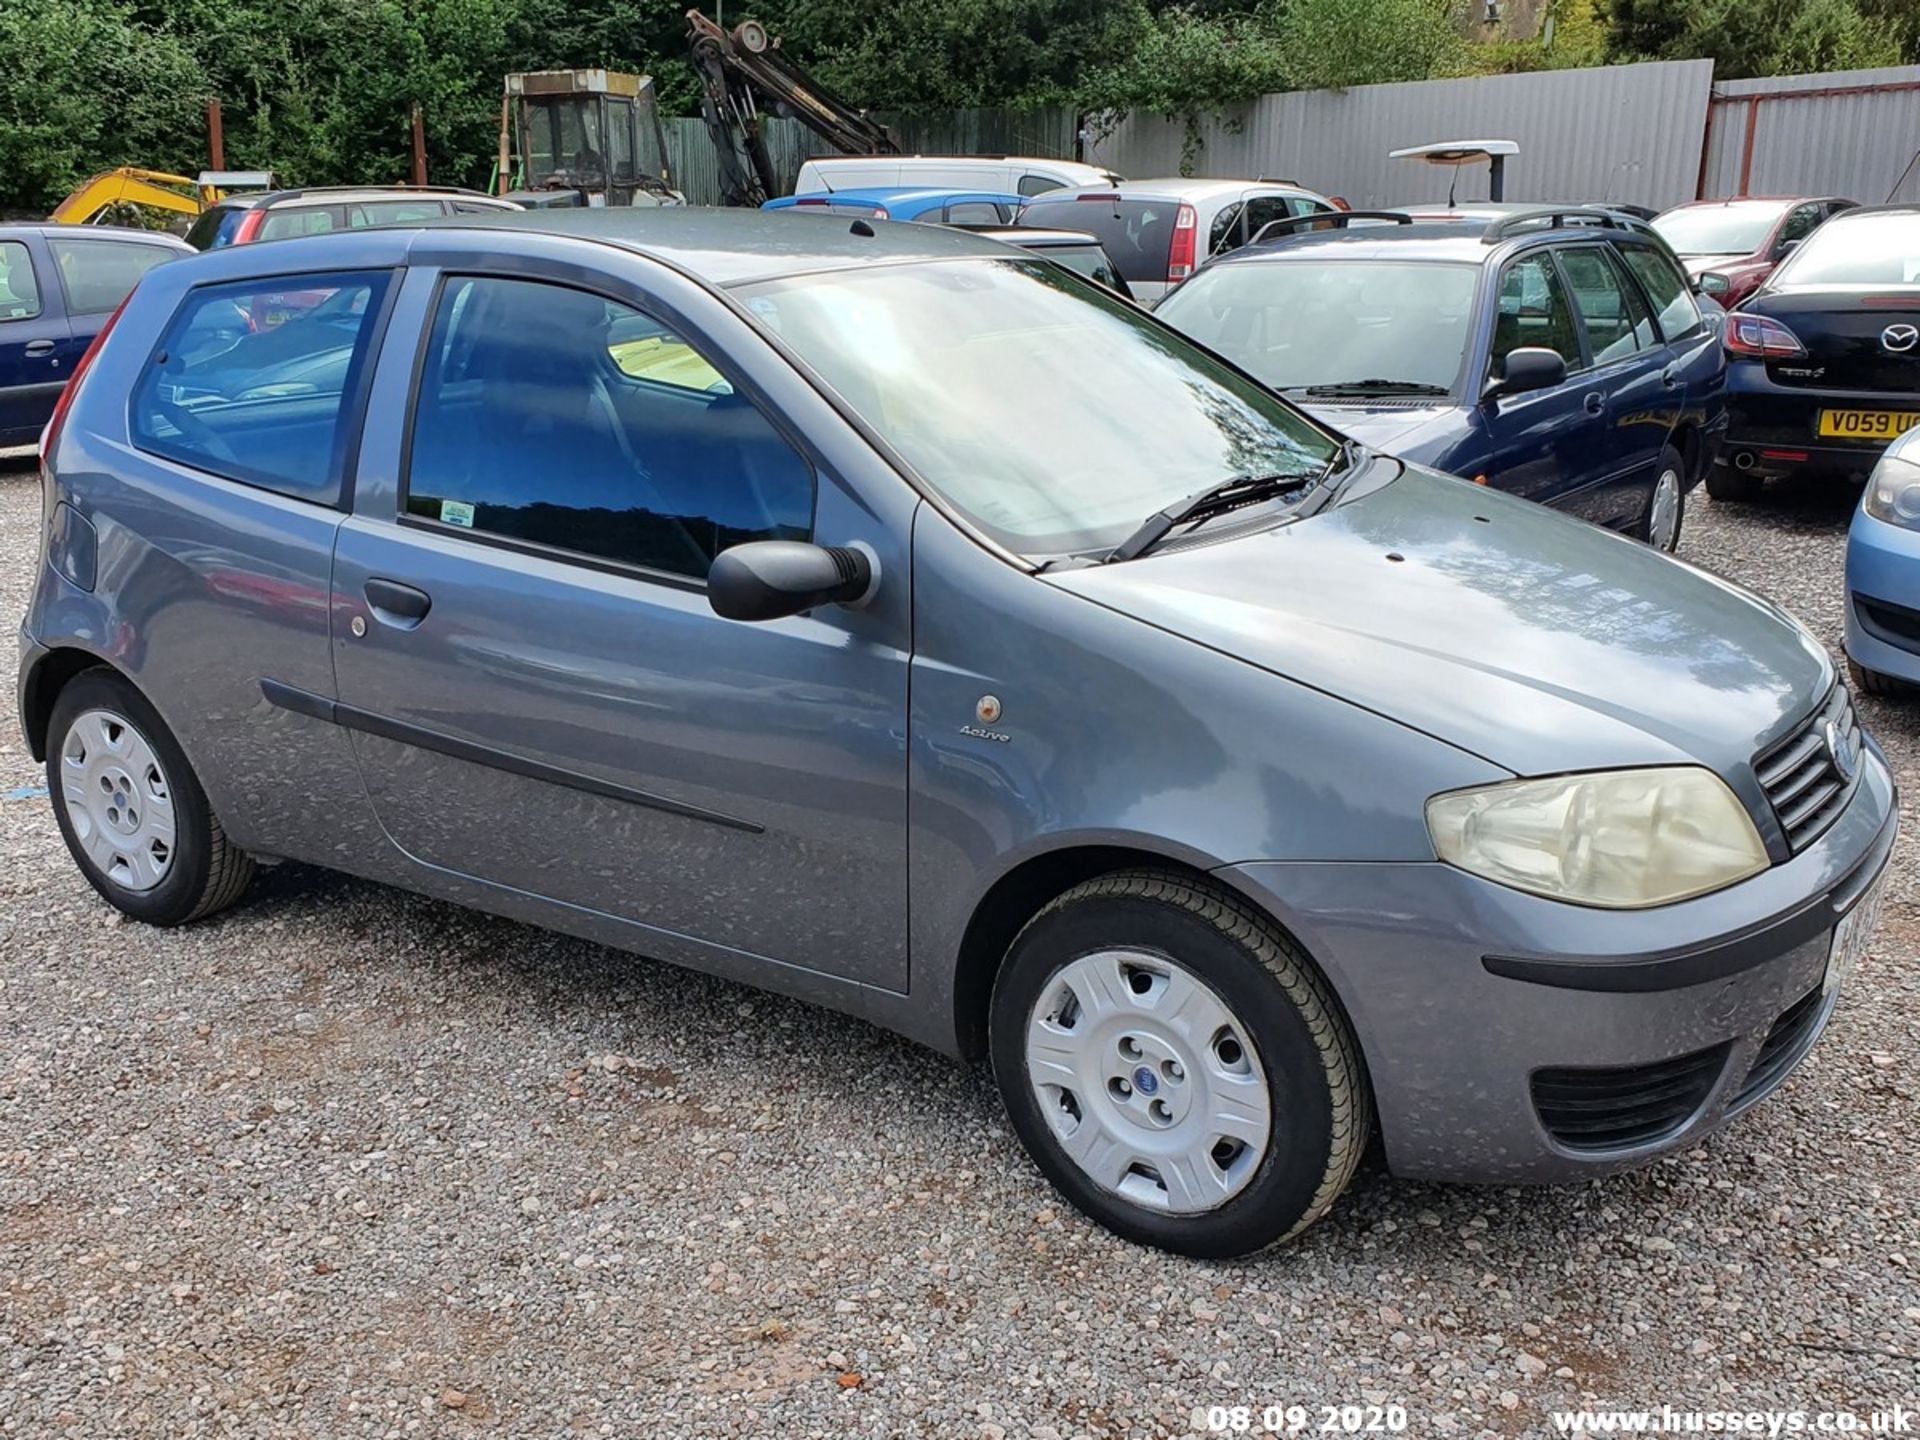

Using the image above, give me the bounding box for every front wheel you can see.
[989,871,1370,1257]
[46,669,255,926]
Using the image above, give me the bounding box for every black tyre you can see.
[1705,463,1764,502]
[46,669,255,926]
[1639,444,1687,553]
[989,870,1369,1258]
[1848,657,1915,701]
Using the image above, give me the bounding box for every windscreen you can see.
[1155,259,1479,393]
[739,258,1335,557]
[1769,212,1920,287]
[1651,202,1787,256]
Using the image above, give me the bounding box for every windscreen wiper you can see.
[1105,471,1314,563]
[1296,379,1452,398]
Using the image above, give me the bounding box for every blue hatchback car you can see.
[1154,209,1729,551]
[761,186,1026,226]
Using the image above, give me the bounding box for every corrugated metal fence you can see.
[1089,60,1714,211]
[1701,66,1920,205]
[663,60,1920,211]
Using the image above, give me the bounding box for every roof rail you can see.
[258,183,498,204]
[1251,210,1415,246]
[1479,207,1623,242]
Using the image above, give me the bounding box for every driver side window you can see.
[404,276,814,582]
[1491,255,1580,376]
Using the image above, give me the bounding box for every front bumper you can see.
[1721,363,1909,481]
[1221,741,1897,1184]
[1846,505,1920,684]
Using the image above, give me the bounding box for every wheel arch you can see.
[19,644,122,762]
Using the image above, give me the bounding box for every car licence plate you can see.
[1825,869,1888,997]
[1817,409,1920,440]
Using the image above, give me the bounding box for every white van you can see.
[793,155,1120,199]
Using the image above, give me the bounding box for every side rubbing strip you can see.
[259,679,763,834]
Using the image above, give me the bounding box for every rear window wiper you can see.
[1106,470,1316,563]
[1295,379,1452,398]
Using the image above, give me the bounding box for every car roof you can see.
[1037,178,1311,202]
[408,205,1024,286]
[1660,196,1836,210]
[1197,209,1666,270]
[220,186,507,210]
[770,186,1026,207]
[0,223,191,248]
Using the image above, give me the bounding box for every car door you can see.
[1554,243,1672,528]
[1474,249,1597,508]
[329,252,914,989]
[0,235,71,448]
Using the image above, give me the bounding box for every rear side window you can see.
[1559,246,1657,364]
[184,206,248,251]
[1020,197,1172,284]
[131,270,392,507]
[352,199,448,226]
[1044,244,1127,293]
[1018,175,1062,197]
[48,238,175,315]
[1618,244,1700,341]
[259,208,341,242]
[405,275,813,581]
[943,201,1005,225]
[0,241,41,319]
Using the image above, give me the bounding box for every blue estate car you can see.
[1155,209,1729,551]
[20,209,1893,1258]
[0,224,191,452]
[761,186,1027,225]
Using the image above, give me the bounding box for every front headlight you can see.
[1426,767,1768,908]
[1862,453,1920,529]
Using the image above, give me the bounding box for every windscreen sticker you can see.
[440,499,476,528]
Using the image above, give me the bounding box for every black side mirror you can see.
[1483,346,1567,402]
[1774,237,1802,261]
[708,540,873,622]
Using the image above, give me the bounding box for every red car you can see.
[1652,196,1856,308]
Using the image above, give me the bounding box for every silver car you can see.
[18,210,1895,1257]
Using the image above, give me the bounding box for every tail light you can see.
[1167,202,1198,283]
[39,296,130,467]
[1725,313,1805,359]
[232,208,267,244]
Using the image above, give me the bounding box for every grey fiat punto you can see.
[18,210,1895,1257]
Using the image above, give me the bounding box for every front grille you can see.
[1732,985,1827,1111]
[1754,685,1859,852]
[1532,1044,1730,1153]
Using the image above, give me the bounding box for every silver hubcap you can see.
[1650,468,1681,551]
[1025,949,1271,1214]
[60,708,176,892]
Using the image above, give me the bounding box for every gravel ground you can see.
[2,462,1916,1438]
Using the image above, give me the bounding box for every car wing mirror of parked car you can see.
[1773,237,1801,261]
[1481,346,1567,404]
[708,540,875,622]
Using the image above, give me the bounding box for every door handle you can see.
[1661,366,1682,389]
[363,577,432,626]
[24,339,55,357]
[1583,391,1606,416]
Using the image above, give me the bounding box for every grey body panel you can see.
[18,211,1888,1184]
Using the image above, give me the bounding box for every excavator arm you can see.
[49,169,207,225]
[686,11,898,208]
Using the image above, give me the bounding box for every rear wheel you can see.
[46,670,254,926]
[1706,462,1764,502]
[1848,657,1916,701]
[989,870,1369,1257]
[1640,445,1686,552]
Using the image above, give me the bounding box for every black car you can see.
[956,225,1134,299]
[1710,205,1920,500]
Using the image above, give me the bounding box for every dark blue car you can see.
[0,225,191,453]
[1154,209,1728,551]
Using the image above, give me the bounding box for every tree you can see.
[1606,0,1901,77]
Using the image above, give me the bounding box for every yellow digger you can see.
[50,168,272,227]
